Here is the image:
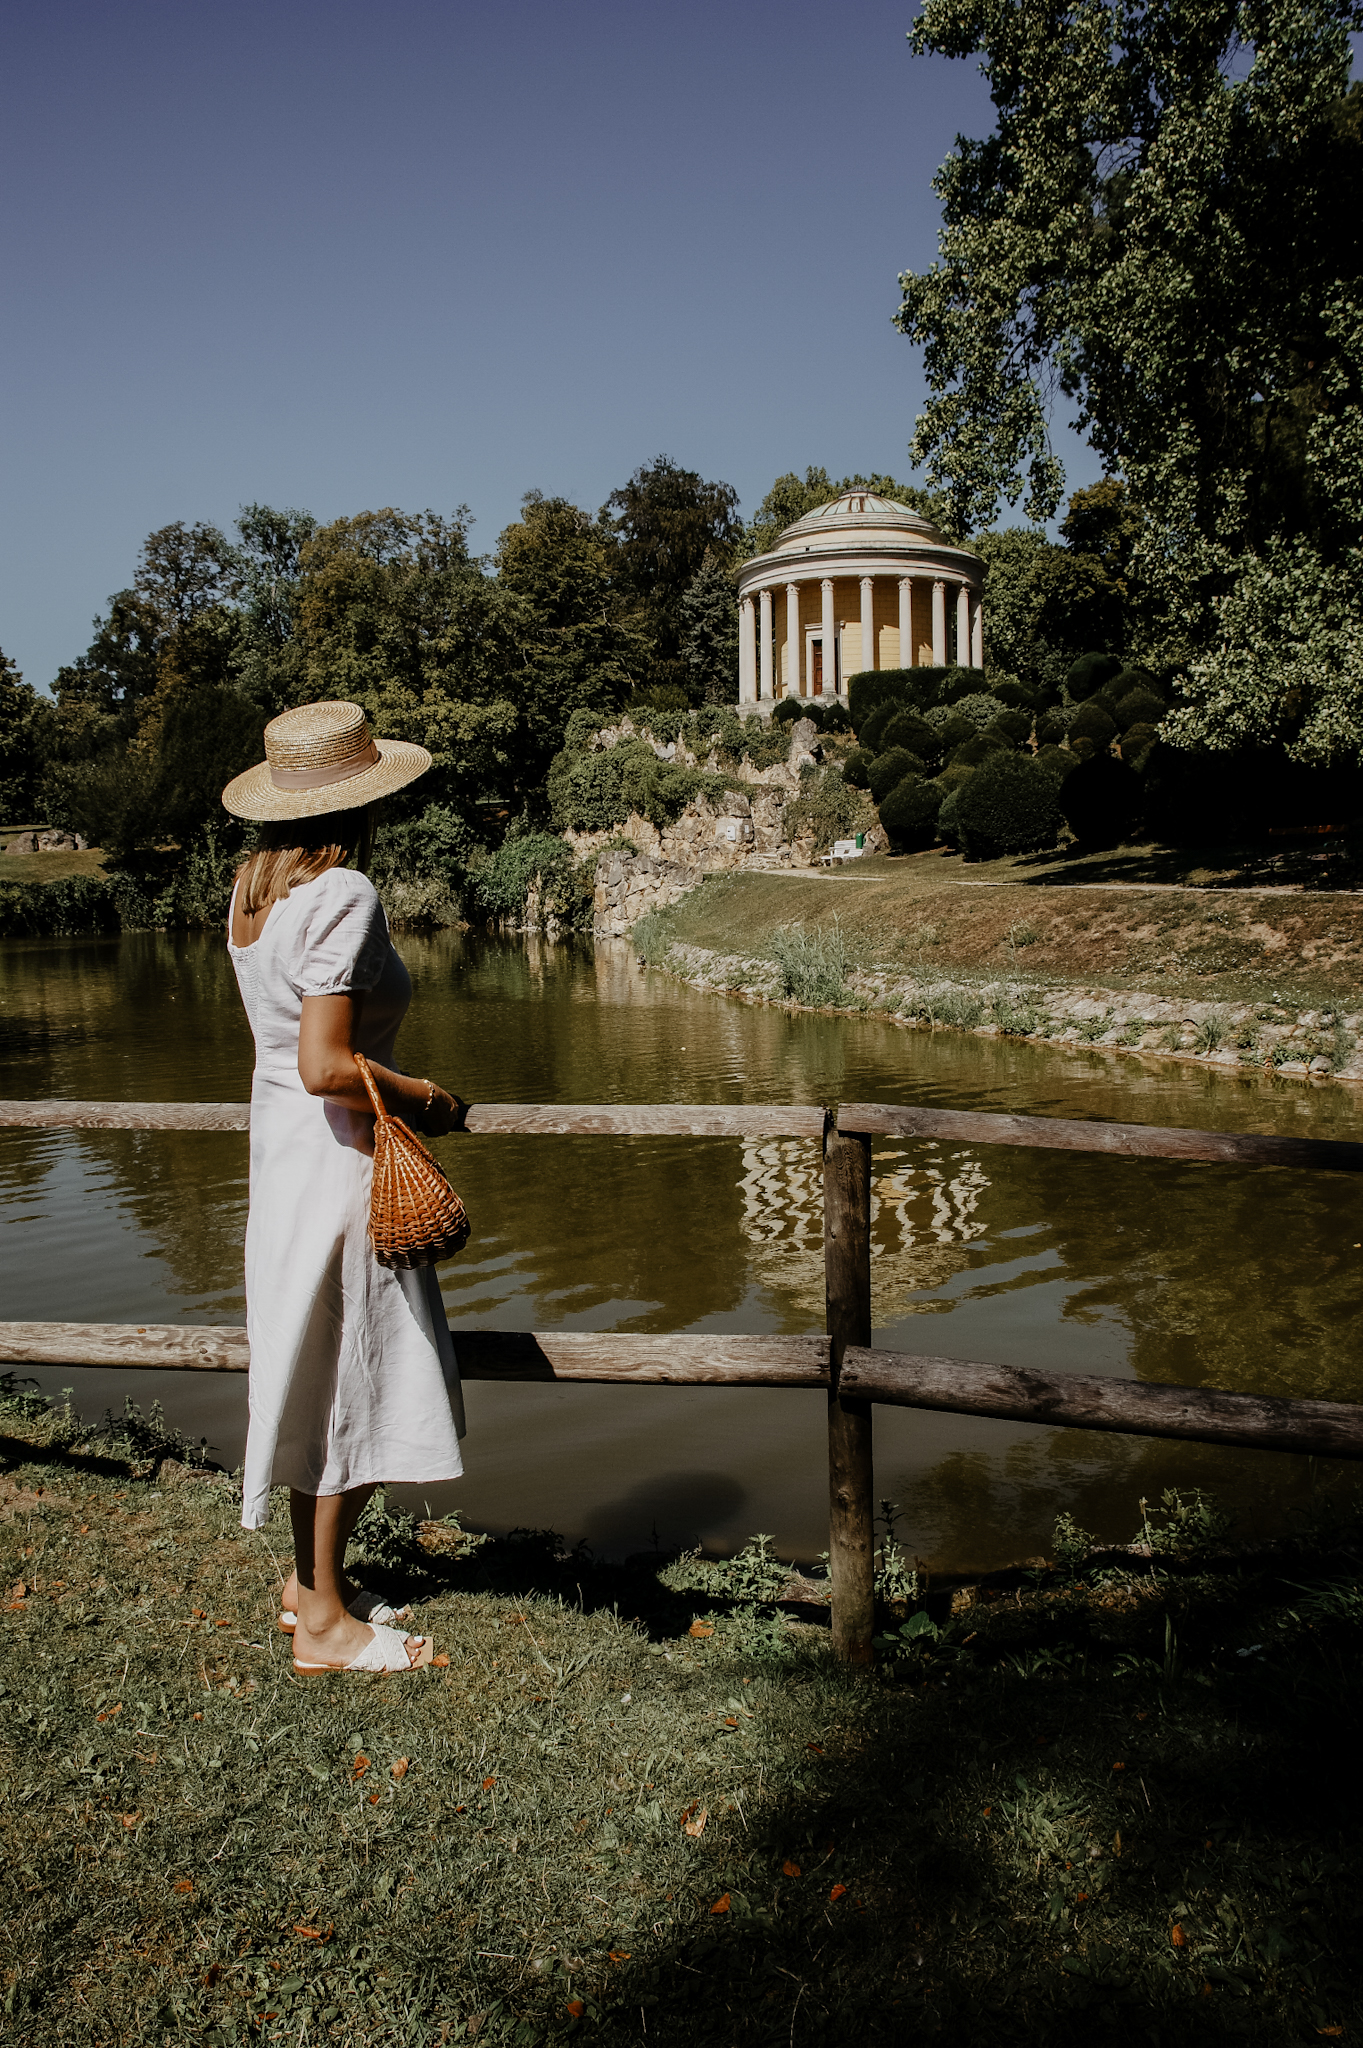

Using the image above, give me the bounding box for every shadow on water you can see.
[4,926,1363,1569]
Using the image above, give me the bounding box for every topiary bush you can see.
[773,698,807,727]
[985,708,1031,747]
[1066,652,1125,699]
[937,783,966,849]
[1059,753,1143,848]
[1068,698,1118,748]
[867,747,924,803]
[878,775,943,851]
[881,709,942,766]
[858,701,899,754]
[1036,744,1079,783]
[842,747,872,789]
[988,676,1035,710]
[1035,706,1077,748]
[948,730,1009,770]
[939,692,1000,732]
[1119,721,1160,771]
[1114,685,1165,731]
[820,701,850,733]
[951,753,1061,861]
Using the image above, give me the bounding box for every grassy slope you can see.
[2,1395,1361,2046]
[662,850,1363,1014]
[0,849,108,887]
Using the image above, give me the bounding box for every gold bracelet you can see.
[420,1080,436,1130]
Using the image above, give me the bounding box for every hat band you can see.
[269,740,381,790]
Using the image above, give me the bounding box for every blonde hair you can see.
[234,809,372,916]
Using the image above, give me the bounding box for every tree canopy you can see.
[896,0,1363,760]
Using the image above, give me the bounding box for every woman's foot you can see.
[291,1608,426,1671]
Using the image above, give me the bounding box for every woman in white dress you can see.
[222,701,466,1675]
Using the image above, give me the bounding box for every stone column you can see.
[860,575,875,677]
[956,582,971,667]
[786,582,801,697]
[821,578,836,695]
[759,587,774,700]
[932,579,947,666]
[971,592,984,669]
[739,595,756,702]
[898,577,912,669]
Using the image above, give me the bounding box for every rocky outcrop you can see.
[565,716,884,937]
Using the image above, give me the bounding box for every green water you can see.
[2,928,1360,1569]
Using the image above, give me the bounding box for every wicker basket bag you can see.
[354,1053,470,1269]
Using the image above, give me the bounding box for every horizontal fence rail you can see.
[3,1097,1362,1171]
[0,1323,831,1388]
[836,1102,1363,1174]
[839,1349,1363,1463]
[4,1091,1361,1664]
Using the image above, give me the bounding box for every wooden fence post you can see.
[823,1115,874,1666]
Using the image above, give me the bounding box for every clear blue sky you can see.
[1,0,1101,692]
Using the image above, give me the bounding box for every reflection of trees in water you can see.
[738,1138,991,1323]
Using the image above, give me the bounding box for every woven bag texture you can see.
[353,1053,470,1269]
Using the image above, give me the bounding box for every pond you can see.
[2,927,1360,1571]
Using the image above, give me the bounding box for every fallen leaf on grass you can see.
[806,1743,825,1755]
[368,1793,380,1805]
[688,1620,714,1639]
[710,1894,730,1915]
[192,1609,206,1619]
[566,2002,584,2019]
[120,1813,141,1830]
[1075,1892,1089,1906]
[1170,1924,1187,1947]
[391,1758,410,1780]
[482,1776,497,1791]
[10,1581,25,1600]
[608,1950,630,1963]
[1112,1761,1127,1773]
[173,1879,194,1895]
[782,1861,801,1878]
[681,1804,708,1838]
[982,1807,992,1818]
[433,1654,450,1667]
[352,1753,371,1779]
[830,1884,848,1903]
[1316,2028,1344,2038]
[293,1924,332,1941]
[202,1964,222,1987]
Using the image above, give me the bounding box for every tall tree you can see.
[678,551,740,706]
[602,456,741,681]
[0,648,55,821]
[895,0,1363,758]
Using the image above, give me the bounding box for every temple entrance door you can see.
[811,640,823,695]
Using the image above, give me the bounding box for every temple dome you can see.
[769,490,950,556]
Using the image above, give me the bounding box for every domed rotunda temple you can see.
[735,490,984,705]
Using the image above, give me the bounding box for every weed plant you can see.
[631,911,677,969]
[769,921,853,1006]
[2,1390,1362,2045]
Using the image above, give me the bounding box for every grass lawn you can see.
[0,849,108,888]
[660,850,1363,1017]
[1,1386,1361,2045]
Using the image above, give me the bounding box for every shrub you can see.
[784,764,876,852]
[1035,706,1078,747]
[878,775,943,851]
[1119,721,1160,771]
[937,712,979,753]
[881,709,942,764]
[1065,652,1124,698]
[1068,735,1097,762]
[1114,685,1165,731]
[370,804,475,901]
[951,752,1061,860]
[937,783,965,849]
[985,708,1031,746]
[1068,698,1118,747]
[472,833,593,927]
[867,747,923,803]
[547,738,715,833]
[820,701,851,733]
[988,676,1035,710]
[1035,744,1079,782]
[858,701,899,754]
[846,667,926,731]
[773,698,809,727]
[562,706,608,754]
[940,692,999,732]
[770,921,853,1005]
[1059,752,1143,847]
[0,874,119,938]
[948,730,1009,770]
[842,747,872,789]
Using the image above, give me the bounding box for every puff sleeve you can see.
[287,867,392,998]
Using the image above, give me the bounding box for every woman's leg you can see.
[289,1487,422,1668]
[280,1484,375,1616]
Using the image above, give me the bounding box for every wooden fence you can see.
[3,1095,1363,1666]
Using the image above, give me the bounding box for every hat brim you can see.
[221,738,432,822]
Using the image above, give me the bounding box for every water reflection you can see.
[2,927,1360,1568]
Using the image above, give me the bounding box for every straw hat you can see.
[221,701,431,821]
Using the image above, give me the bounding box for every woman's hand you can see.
[421,1085,465,1137]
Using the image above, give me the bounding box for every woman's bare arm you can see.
[297,994,462,1134]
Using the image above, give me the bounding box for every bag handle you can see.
[352,1051,387,1120]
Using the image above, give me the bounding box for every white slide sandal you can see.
[293,1623,435,1676]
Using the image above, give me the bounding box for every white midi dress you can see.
[228,864,465,1531]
